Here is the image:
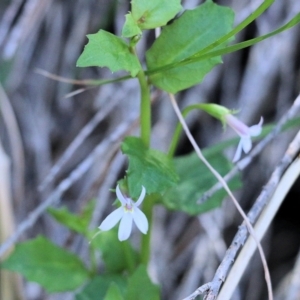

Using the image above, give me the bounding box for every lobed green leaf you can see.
[77,30,140,76]
[121,137,179,198]
[1,236,89,293]
[122,0,182,38]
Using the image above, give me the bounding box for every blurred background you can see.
[0,0,300,299]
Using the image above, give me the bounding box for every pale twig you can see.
[0,114,137,258]
[182,283,212,300]
[0,141,24,299]
[39,96,119,191]
[35,68,131,86]
[168,94,272,300]
[199,93,300,203]
[0,84,25,205]
[35,68,103,85]
[217,130,300,300]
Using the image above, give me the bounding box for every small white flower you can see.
[99,185,148,241]
[225,114,263,163]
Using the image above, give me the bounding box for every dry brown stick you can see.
[198,93,300,204]
[198,129,300,300]
[0,113,137,258]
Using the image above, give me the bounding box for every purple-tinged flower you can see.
[99,185,148,241]
[225,114,263,162]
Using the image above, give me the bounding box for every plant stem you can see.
[132,47,153,264]
[137,69,151,148]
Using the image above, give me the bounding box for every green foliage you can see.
[1,236,89,293]
[104,283,124,300]
[162,151,242,215]
[122,13,142,38]
[178,12,300,69]
[121,137,179,198]
[48,200,95,236]
[146,0,234,93]
[122,0,182,37]
[92,230,138,273]
[75,266,159,300]
[125,265,160,300]
[77,30,140,76]
[75,275,127,300]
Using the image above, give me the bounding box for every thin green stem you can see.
[137,70,153,264]
[130,46,152,265]
[137,69,151,148]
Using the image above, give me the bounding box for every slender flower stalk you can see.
[225,114,263,162]
[99,185,148,241]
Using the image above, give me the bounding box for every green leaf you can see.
[162,151,241,215]
[123,0,182,36]
[149,12,300,77]
[125,265,160,300]
[189,12,300,63]
[75,275,127,300]
[187,0,274,58]
[122,13,142,37]
[48,200,95,236]
[1,236,89,293]
[77,30,140,77]
[146,0,234,93]
[91,230,138,273]
[104,283,124,300]
[121,137,179,198]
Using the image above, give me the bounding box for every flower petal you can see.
[118,212,133,241]
[241,137,252,153]
[132,207,148,234]
[233,139,243,163]
[249,117,263,137]
[135,186,146,207]
[225,114,249,136]
[116,185,126,206]
[99,207,123,231]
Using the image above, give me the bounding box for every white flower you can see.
[225,114,263,163]
[99,185,148,241]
